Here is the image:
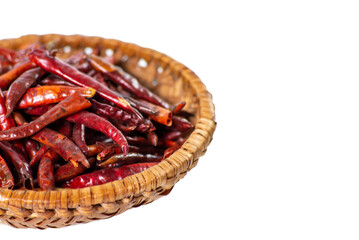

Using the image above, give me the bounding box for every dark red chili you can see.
[5,67,44,117]
[66,111,129,156]
[62,162,158,188]
[38,149,60,190]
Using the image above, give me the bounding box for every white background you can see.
[1,0,359,239]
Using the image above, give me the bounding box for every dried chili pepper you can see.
[55,157,95,183]
[0,89,16,131]
[0,47,20,64]
[66,111,129,155]
[88,54,172,109]
[16,85,95,109]
[98,153,163,167]
[72,123,88,155]
[61,162,158,189]
[27,48,139,117]
[40,74,76,86]
[37,149,60,190]
[0,93,91,141]
[0,154,14,188]
[5,67,44,116]
[32,128,89,168]
[29,144,49,167]
[0,141,33,189]
[0,60,36,89]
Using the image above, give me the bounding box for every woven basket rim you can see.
[0,34,216,214]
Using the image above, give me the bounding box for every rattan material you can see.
[0,34,216,229]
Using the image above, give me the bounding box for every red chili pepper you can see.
[0,92,92,141]
[61,162,158,188]
[26,49,140,118]
[5,67,44,117]
[88,54,172,109]
[37,149,60,190]
[0,141,33,189]
[66,111,129,156]
[32,128,90,168]
[16,85,96,109]
[29,144,49,167]
[55,157,95,183]
[0,154,14,188]
[72,123,88,155]
[0,60,36,89]
[98,153,163,167]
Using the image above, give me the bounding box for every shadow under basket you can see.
[0,34,216,229]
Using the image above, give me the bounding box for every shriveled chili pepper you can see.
[61,162,158,189]
[26,48,140,117]
[66,111,129,156]
[29,144,49,167]
[0,60,36,89]
[55,157,95,183]
[37,149,60,190]
[88,54,172,109]
[16,85,96,109]
[0,154,14,188]
[98,153,163,167]
[72,123,88,155]
[5,67,44,116]
[32,128,90,168]
[0,59,12,75]
[0,141,33,189]
[0,93,91,141]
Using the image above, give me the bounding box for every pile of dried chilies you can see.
[0,44,193,190]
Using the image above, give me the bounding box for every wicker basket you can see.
[0,34,216,229]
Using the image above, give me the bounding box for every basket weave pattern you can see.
[0,34,216,229]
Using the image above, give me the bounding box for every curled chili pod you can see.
[26,48,140,118]
[0,154,14,189]
[0,92,92,141]
[62,162,158,189]
[16,85,96,109]
[172,116,194,132]
[5,67,44,117]
[55,157,95,183]
[0,141,33,189]
[0,60,36,89]
[88,54,172,109]
[98,153,163,167]
[38,149,60,190]
[66,111,129,156]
